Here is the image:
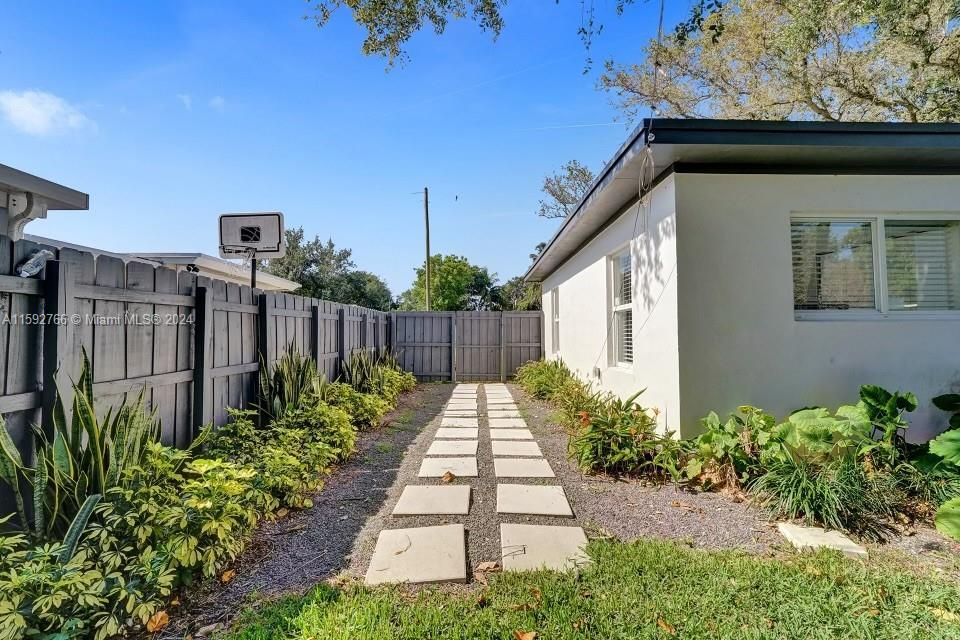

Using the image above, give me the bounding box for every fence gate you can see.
[391,311,542,381]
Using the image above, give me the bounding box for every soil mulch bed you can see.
[512,384,960,578]
[155,384,447,638]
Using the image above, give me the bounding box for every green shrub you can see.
[340,350,415,403]
[932,392,960,430]
[568,391,684,479]
[554,378,605,433]
[320,382,390,429]
[0,352,158,540]
[271,403,355,461]
[257,345,323,421]
[515,359,576,400]
[749,454,901,541]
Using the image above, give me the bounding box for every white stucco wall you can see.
[675,173,960,441]
[541,176,681,432]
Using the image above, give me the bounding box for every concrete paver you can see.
[365,524,467,584]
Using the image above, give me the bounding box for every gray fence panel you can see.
[391,311,543,381]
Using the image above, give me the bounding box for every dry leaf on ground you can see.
[146,610,169,632]
[220,569,236,584]
[656,618,676,635]
[513,632,537,640]
[441,471,456,483]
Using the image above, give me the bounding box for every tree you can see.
[600,0,960,122]
[263,227,393,310]
[536,160,595,219]
[398,254,498,310]
[309,0,644,66]
[310,0,506,65]
[496,276,542,311]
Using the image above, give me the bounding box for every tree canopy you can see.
[536,160,596,219]
[398,254,498,311]
[601,0,960,122]
[263,227,393,310]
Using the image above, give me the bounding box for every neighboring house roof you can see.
[525,118,960,283]
[21,236,300,292]
[135,253,299,292]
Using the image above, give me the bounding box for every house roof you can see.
[21,237,300,292]
[132,253,300,292]
[0,164,89,210]
[524,118,960,282]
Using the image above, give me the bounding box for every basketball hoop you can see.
[219,212,286,288]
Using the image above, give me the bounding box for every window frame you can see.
[550,287,560,354]
[792,211,960,321]
[609,246,634,366]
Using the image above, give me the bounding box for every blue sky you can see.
[0,1,685,294]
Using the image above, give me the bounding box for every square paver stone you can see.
[497,484,573,516]
[427,440,478,456]
[365,524,467,584]
[492,440,542,457]
[489,418,527,428]
[444,411,478,418]
[777,523,868,559]
[485,392,512,398]
[487,410,521,418]
[490,429,533,440]
[393,486,471,515]
[418,457,478,477]
[494,458,555,478]
[500,524,588,572]
[442,417,479,428]
[486,398,516,405]
[435,427,479,439]
[447,403,478,411]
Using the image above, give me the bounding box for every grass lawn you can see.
[220,539,960,639]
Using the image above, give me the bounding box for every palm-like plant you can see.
[0,350,158,540]
[256,344,323,421]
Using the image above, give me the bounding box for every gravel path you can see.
[346,383,587,583]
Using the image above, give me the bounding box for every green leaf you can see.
[935,497,960,542]
[33,459,48,535]
[930,430,960,466]
[933,394,960,413]
[58,493,101,563]
[53,431,73,477]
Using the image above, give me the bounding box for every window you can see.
[885,220,960,311]
[791,216,960,316]
[611,249,633,364]
[550,288,560,353]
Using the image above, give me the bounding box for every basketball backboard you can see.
[219,212,286,259]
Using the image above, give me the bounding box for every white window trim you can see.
[550,287,560,355]
[608,245,634,367]
[792,211,960,321]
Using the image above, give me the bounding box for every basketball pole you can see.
[424,186,431,311]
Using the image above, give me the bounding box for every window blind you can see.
[791,220,876,310]
[885,221,960,311]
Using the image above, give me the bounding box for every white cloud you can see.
[177,93,193,110]
[208,96,225,112]
[0,89,94,136]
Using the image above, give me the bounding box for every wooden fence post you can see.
[192,286,214,433]
[499,312,507,382]
[311,304,321,368]
[451,313,457,383]
[337,308,347,374]
[361,313,368,355]
[41,259,76,434]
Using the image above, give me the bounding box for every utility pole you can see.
[424,186,431,311]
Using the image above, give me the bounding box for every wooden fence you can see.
[0,235,541,513]
[391,311,543,381]
[0,238,389,457]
